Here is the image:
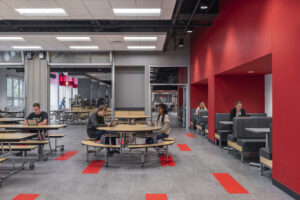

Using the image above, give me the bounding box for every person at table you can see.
[230,101,246,121]
[87,105,117,148]
[23,103,48,125]
[195,101,207,115]
[145,103,170,144]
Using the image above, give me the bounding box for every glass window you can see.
[13,79,19,98]
[7,78,12,97]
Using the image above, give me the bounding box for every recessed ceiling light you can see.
[124,36,158,41]
[56,37,91,41]
[12,46,42,50]
[187,28,193,33]
[200,5,208,10]
[127,46,156,50]
[0,37,25,41]
[113,8,161,16]
[15,8,67,16]
[248,71,255,74]
[69,46,99,50]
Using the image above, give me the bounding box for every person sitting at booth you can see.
[145,103,170,144]
[23,103,48,125]
[87,105,117,148]
[196,101,207,115]
[230,101,246,121]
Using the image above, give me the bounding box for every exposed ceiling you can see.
[0,0,219,51]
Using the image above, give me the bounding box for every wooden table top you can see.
[97,124,160,132]
[0,118,24,122]
[0,133,37,141]
[115,116,151,119]
[0,124,67,129]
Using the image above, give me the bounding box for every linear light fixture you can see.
[124,36,158,41]
[0,37,25,41]
[12,46,42,50]
[127,46,156,50]
[113,8,161,16]
[15,8,67,16]
[56,36,91,41]
[69,46,99,50]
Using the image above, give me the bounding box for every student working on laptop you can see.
[87,105,117,152]
[145,103,170,144]
[23,103,48,125]
[230,101,246,121]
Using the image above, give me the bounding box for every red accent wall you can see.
[190,84,208,109]
[272,0,300,194]
[190,0,300,195]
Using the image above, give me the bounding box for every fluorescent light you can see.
[200,5,208,10]
[127,46,156,50]
[15,8,67,16]
[0,37,25,41]
[124,36,158,41]
[12,46,42,50]
[69,46,99,50]
[56,36,91,41]
[248,71,255,74]
[113,8,161,16]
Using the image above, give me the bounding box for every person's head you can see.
[157,103,168,115]
[235,101,243,111]
[97,105,107,117]
[32,103,41,115]
[199,102,206,109]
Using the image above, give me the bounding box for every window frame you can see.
[7,76,25,108]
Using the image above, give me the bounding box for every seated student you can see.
[145,103,170,144]
[23,103,48,125]
[230,101,246,121]
[195,101,207,115]
[87,105,117,148]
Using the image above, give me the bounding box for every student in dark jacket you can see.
[230,101,246,121]
[87,105,116,146]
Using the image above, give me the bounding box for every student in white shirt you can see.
[145,103,170,144]
[195,101,207,115]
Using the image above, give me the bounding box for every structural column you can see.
[24,53,50,114]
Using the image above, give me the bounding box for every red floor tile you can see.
[55,151,78,161]
[145,194,168,200]
[185,133,196,138]
[82,160,105,174]
[177,144,192,151]
[159,155,176,166]
[213,173,249,194]
[13,194,40,200]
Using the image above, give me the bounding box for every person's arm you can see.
[195,107,199,115]
[23,113,32,125]
[157,121,170,134]
[241,109,246,116]
[90,115,107,127]
[39,112,48,125]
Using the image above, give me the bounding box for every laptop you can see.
[27,119,38,126]
[109,120,118,127]
[146,120,154,126]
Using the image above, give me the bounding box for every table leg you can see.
[266,133,269,152]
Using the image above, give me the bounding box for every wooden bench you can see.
[0,130,19,133]
[260,156,272,175]
[128,141,176,167]
[81,141,121,163]
[1,145,38,151]
[162,137,175,141]
[214,133,220,146]
[48,134,65,152]
[0,158,6,163]
[196,125,202,130]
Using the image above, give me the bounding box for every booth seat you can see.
[227,116,272,162]
[190,109,196,129]
[196,110,208,135]
[259,125,273,176]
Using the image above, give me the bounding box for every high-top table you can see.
[245,128,271,151]
[219,121,233,125]
[0,133,37,186]
[97,124,160,153]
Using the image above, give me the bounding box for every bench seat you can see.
[227,134,236,142]
[8,140,49,145]
[237,138,265,152]
[216,130,232,141]
[260,147,272,160]
[260,156,272,169]
[1,145,38,151]
[128,141,175,149]
[48,134,65,138]
[81,141,120,148]
[0,130,19,133]
[0,158,6,162]
[162,137,175,141]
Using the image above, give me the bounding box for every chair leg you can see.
[106,149,109,167]
[241,152,244,163]
[260,163,264,176]
[86,146,89,162]
[166,146,169,162]
[219,139,222,148]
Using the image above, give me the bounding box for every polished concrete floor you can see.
[0,117,292,200]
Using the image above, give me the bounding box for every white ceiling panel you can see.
[0,0,176,20]
[0,33,166,51]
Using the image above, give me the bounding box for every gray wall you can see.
[114,41,190,115]
[115,67,145,109]
[0,68,24,110]
[78,78,108,101]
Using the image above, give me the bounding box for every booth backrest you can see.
[248,113,267,117]
[269,124,272,154]
[215,113,231,130]
[233,117,272,139]
[191,109,196,120]
[198,110,208,123]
